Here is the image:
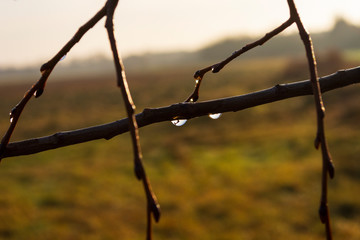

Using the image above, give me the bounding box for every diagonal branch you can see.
[2,67,359,159]
[0,4,108,160]
[0,2,160,238]
[186,18,294,103]
[186,1,336,237]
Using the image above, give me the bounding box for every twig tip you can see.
[152,202,161,222]
[328,161,335,179]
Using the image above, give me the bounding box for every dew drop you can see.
[9,110,14,123]
[33,88,43,98]
[60,54,67,61]
[209,113,222,120]
[195,79,200,84]
[171,119,187,127]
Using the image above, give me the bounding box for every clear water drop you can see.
[209,113,222,120]
[171,119,187,127]
[9,117,13,123]
[60,54,67,61]
[195,79,200,84]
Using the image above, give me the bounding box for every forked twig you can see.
[0,1,160,239]
[188,0,334,239]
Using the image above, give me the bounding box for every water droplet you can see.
[209,113,222,120]
[60,54,67,61]
[195,79,200,84]
[33,88,43,98]
[9,109,15,123]
[171,119,187,127]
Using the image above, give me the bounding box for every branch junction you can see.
[2,66,360,159]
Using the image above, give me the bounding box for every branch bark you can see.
[105,1,160,232]
[2,66,360,159]
[0,5,108,159]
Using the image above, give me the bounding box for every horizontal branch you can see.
[2,66,360,159]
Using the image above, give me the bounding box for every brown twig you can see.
[0,1,350,238]
[0,4,107,159]
[0,1,160,239]
[287,1,333,239]
[187,1,335,238]
[105,1,160,239]
[186,18,294,102]
[2,66,360,158]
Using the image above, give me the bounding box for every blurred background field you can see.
[0,19,360,240]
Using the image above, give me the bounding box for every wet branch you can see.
[2,66,359,159]
[0,0,357,239]
[186,18,294,102]
[186,1,336,238]
[0,4,107,159]
[0,1,159,239]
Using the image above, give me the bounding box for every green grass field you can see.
[0,55,359,240]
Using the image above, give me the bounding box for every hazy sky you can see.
[1,0,360,68]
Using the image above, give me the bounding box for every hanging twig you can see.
[187,0,335,238]
[286,1,333,239]
[105,2,160,239]
[0,1,160,239]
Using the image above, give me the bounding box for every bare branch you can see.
[287,1,334,238]
[2,67,359,159]
[2,1,355,238]
[0,4,108,159]
[105,1,160,237]
[186,17,294,103]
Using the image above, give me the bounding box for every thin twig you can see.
[0,4,107,160]
[104,1,160,239]
[2,67,359,159]
[287,1,333,239]
[186,1,335,238]
[186,18,294,102]
[0,1,353,239]
[0,1,160,238]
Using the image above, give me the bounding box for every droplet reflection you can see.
[171,119,187,127]
[209,113,222,120]
[60,54,67,61]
